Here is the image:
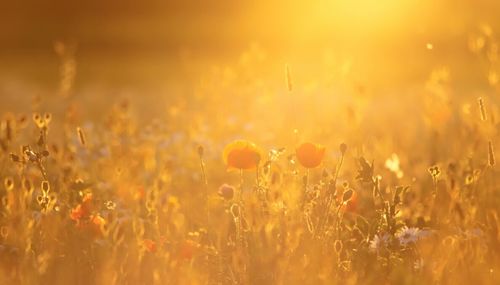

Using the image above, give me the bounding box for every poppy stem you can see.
[198,148,210,228]
[239,169,244,203]
[255,165,260,187]
[333,153,345,185]
[301,169,309,210]
[317,152,345,239]
[197,145,215,275]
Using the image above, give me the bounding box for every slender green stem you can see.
[199,156,209,227]
[333,153,345,185]
[317,152,345,238]
[301,169,309,210]
[239,169,244,204]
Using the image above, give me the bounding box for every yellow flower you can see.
[296,142,326,168]
[223,140,262,170]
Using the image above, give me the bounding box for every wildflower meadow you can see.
[1,1,500,284]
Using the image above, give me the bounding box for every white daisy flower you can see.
[396,226,421,246]
[369,233,390,252]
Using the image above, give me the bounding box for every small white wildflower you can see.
[396,226,421,246]
[369,233,390,252]
[385,153,404,178]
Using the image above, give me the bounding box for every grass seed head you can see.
[478,97,487,121]
[488,141,496,166]
[77,127,86,146]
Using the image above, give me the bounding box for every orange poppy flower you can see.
[344,191,358,213]
[89,214,106,235]
[70,204,85,221]
[143,239,157,253]
[223,140,262,170]
[296,142,326,168]
[177,239,199,260]
[337,190,358,213]
[70,193,93,222]
[71,213,106,237]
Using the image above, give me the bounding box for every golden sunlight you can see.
[0,0,499,284]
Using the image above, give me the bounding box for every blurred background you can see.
[0,0,499,122]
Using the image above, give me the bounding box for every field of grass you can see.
[1,2,500,284]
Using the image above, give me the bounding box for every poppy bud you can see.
[339,143,347,155]
[197,145,204,157]
[218,184,235,200]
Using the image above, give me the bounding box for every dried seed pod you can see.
[218,184,235,200]
[0,226,8,238]
[428,166,441,178]
[33,113,45,128]
[197,145,204,157]
[4,177,14,191]
[76,127,86,146]
[10,153,20,162]
[3,118,12,141]
[334,240,343,254]
[488,141,496,166]
[41,181,50,193]
[478,97,487,121]
[43,113,52,125]
[339,143,347,155]
[32,113,41,124]
[105,200,117,210]
[23,178,33,192]
[342,189,354,203]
